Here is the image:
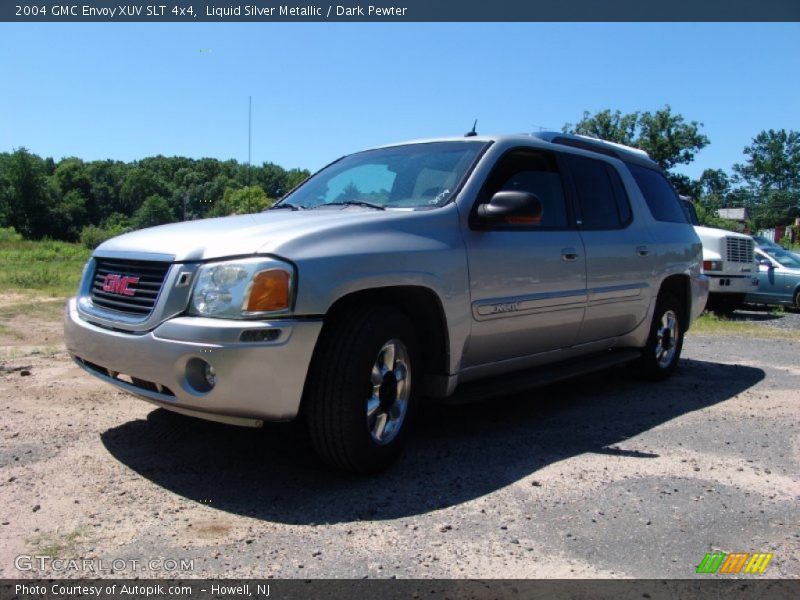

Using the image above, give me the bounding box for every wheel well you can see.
[323,286,450,381]
[658,275,691,328]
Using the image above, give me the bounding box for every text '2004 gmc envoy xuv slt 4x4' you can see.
[65,132,709,472]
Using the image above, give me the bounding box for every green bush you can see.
[0,227,23,243]
[80,225,125,249]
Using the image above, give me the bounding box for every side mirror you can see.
[758,258,773,268]
[477,191,543,221]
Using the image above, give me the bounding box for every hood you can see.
[95,208,430,262]
[693,225,750,242]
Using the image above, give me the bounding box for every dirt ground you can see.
[0,300,798,579]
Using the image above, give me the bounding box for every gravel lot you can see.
[0,305,798,579]
[736,305,800,331]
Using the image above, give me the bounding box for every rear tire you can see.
[303,305,419,473]
[630,292,685,381]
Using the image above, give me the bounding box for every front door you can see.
[462,148,587,368]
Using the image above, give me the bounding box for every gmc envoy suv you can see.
[64,132,709,472]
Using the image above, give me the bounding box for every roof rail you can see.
[531,131,659,169]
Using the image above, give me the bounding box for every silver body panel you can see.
[64,134,708,424]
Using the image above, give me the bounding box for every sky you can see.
[1,22,798,180]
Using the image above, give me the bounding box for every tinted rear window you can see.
[626,163,687,223]
[566,155,631,230]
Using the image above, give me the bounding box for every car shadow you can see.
[100,358,764,524]
[728,307,783,322]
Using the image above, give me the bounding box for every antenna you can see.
[465,119,478,137]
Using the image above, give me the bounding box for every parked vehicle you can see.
[752,235,783,250]
[679,198,758,314]
[64,133,708,472]
[752,235,800,262]
[746,247,800,309]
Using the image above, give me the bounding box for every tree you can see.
[49,189,88,241]
[211,186,273,217]
[131,195,175,230]
[564,106,709,192]
[0,148,53,238]
[564,109,639,146]
[0,150,307,241]
[698,168,731,199]
[54,158,92,199]
[733,129,800,230]
[119,167,170,215]
[734,129,800,193]
[285,168,310,191]
[636,107,709,171]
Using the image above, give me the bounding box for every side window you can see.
[626,163,688,223]
[606,164,633,225]
[566,154,631,230]
[477,150,568,228]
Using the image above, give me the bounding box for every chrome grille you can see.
[725,236,754,263]
[90,259,170,316]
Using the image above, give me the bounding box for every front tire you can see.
[631,292,685,381]
[303,306,419,473]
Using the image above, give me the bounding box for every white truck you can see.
[680,198,758,314]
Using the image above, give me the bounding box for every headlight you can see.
[702,260,724,272]
[189,258,293,318]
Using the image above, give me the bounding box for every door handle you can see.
[636,245,650,257]
[561,248,579,262]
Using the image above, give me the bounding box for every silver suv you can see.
[64,133,708,472]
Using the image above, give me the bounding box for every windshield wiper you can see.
[271,202,304,211]
[316,201,386,211]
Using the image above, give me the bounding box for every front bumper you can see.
[706,274,758,295]
[64,298,323,424]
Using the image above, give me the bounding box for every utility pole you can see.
[247,96,252,213]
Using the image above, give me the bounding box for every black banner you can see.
[2,580,800,600]
[2,0,800,22]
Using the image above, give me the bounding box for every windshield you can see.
[761,248,800,269]
[274,141,487,210]
[753,235,781,248]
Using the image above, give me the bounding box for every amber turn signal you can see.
[244,269,291,312]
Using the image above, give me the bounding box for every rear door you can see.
[461,148,587,367]
[562,154,654,343]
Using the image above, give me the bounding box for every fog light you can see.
[203,363,217,387]
[185,358,216,394]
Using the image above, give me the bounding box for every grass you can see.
[0,299,67,320]
[0,345,64,359]
[0,236,89,298]
[27,527,91,558]
[0,323,23,339]
[689,312,800,342]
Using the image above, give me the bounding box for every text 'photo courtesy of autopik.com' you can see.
[1,1,799,598]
